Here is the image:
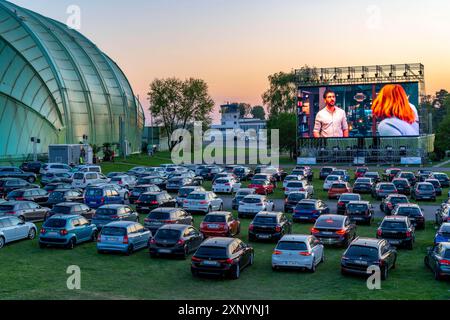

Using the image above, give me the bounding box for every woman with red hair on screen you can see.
[371,84,419,136]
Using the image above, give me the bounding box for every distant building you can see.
[211,103,266,133]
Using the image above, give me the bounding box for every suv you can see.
[72,172,109,189]
[135,191,176,214]
[248,211,292,242]
[345,201,374,225]
[0,166,37,183]
[84,185,124,208]
[143,207,193,235]
[376,216,415,249]
[391,203,425,229]
[341,237,397,280]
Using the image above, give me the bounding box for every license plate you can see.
[202,261,220,266]
[208,224,219,229]
[106,237,118,241]
[389,240,401,244]
[353,260,367,265]
[353,217,363,220]
[89,202,97,205]
[285,261,298,266]
[47,232,58,237]
[299,217,309,220]
[258,234,271,239]
[322,232,333,235]
[158,249,171,254]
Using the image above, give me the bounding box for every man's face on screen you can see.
[325,93,336,107]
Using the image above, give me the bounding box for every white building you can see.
[211,104,267,134]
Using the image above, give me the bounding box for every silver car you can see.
[0,216,37,249]
[272,234,324,272]
[238,195,274,218]
[183,191,223,214]
[109,175,137,189]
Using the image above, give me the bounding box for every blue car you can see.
[97,221,151,255]
[293,199,329,222]
[435,223,450,244]
[39,215,98,249]
[84,185,124,208]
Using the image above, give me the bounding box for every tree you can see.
[251,105,266,120]
[237,103,251,118]
[148,77,214,151]
[433,112,450,160]
[267,112,297,159]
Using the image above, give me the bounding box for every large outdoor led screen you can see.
[297,82,420,138]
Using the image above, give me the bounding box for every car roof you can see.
[53,202,80,207]
[347,200,370,205]
[317,214,345,222]
[1,200,34,205]
[150,207,179,213]
[201,237,236,247]
[279,234,310,242]
[351,237,383,247]
[142,191,166,195]
[98,204,128,209]
[158,224,190,231]
[339,193,359,197]
[383,215,409,221]
[236,188,254,192]
[299,199,319,203]
[395,203,420,208]
[244,194,264,199]
[254,211,281,217]
[104,221,139,228]
[207,211,232,216]
[48,214,80,220]
[190,191,208,195]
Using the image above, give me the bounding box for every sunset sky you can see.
[10,0,450,124]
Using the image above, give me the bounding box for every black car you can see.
[248,211,292,242]
[345,201,374,225]
[392,178,411,196]
[143,207,193,235]
[294,166,314,181]
[429,172,450,188]
[341,237,397,280]
[137,176,167,190]
[129,184,160,204]
[6,188,49,206]
[417,170,433,182]
[232,166,253,181]
[20,161,43,174]
[337,193,361,215]
[149,224,203,258]
[191,237,254,279]
[411,182,436,201]
[424,243,450,280]
[382,168,402,182]
[392,204,425,229]
[353,178,375,194]
[364,172,381,184]
[311,214,357,246]
[380,194,409,215]
[376,216,415,249]
[319,167,337,180]
[199,166,223,181]
[396,171,417,186]
[47,202,95,221]
[46,189,84,206]
[0,166,37,183]
[284,191,309,213]
[0,178,39,197]
[135,191,176,214]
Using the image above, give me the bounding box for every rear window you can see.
[52,206,72,214]
[418,184,434,191]
[148,212,171,220]
[96,208,119,215]
[133,187,148,193]
[204,215,226,223]
[396,207,422,217]
[332,183,346,189]
[286,182,303,188]
[178,187,195,196]
[251,180,265,185]
[276,241,307,251]
[288,193,306,201]
[315,218,343,229]
[381,220,407,229]
[49,191,65,198]
[393,180,408,186]
[0,205,15,211]
[253,216,277,224]
[215,179,229,184]
[356,179,371,184]
[242,197,261,204]
[295,202,316,210]
[195,246,228,259]
[380,184,396,190]
[345,245,378,259]
[8,190,24,197]
[327,176,339,181]
[187,193,206,200]
[155,229,181,240]
[340,194,360,201]
[236,190,252,196]
[234,168,244,173]
[435,174,448,180]
[101,227,126,236]
[73,173,84,180]
[347,204,368,212]
[390,197,408,204]
[139,194,157,201]
[85,188,103,197]
[321,168,334,173]
[43,219,67,228]
[111,177,122,182]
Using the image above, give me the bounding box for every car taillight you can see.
[60,229,68,236]
[100,197,105,203]
[123,235,129,244]
[4,211,15,215]
[311,228,319,234]
[249,224,254,231]
[336,229,346,235]
[199,201,208,204]
[97,234,101,242]
[40,228,46,234]
[144,218,150,222]
[299,251,311,256]
[406,231,411,237]
[191,256,202,262]
[338,201,344,206]
[225,258,234,265]
[387,203,393,208]
[150,201,159,205]
[118,181,122,185]
[225,183,231,186]
[439,259,450,265]
[275,225,281,232]
[184,200,189,203]
[15,197,24,201]
[377,229,382,236]
[163,220,176,224]
[177,239,185,245]
[135,200,141,204]
[273,250,282,255]
[110,215,119,219]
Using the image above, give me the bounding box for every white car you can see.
[283,175,304,189]
[72,172,110,189]
[212,177,241,194]
[323,175,343,191]
[73,165,102,173]
[183,191,223,214]
[109,175,137,189]
[0,216,37,249]
[238,194,274,218]
[40,163,73,175]
[284,181,314,197]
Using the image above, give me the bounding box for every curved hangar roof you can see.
[0,0,144,159]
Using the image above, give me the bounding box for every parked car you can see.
[411,182,436,201]
[282,175,304,189]
[382,168,402,182]
[328,182,352,199]
[341,237,397,280]
[0,166,37,183]
[376,215,415,249]
[290,169,308,182]
[212,172,237,184]
[345,201,374,225]
[284,181,314,197]
[311,214,356,246]
[424,243,450,280]
[175,186,205,207]
[20,161,43,174]
[40,163,73,175]
[391,203,425,229]
[95,183,131,202]
[84,185,124,208]
[237,194,274,218]
[41,172,73,186]
[272,235,324,272]
[6,188,49,206]
[92,204,139,229]
[233,166,253,181]
[73,165,102,173]
[284,191,309,213]
[143,207,193,235]
[248,179,275,195]
[0,216,37,249]
[293,199,329,222]
[417,170,433,182]
[425,179,442,196]
[380,194,409,215]
[43,183,78,194]
[429,172,450,188]
[0,201,50,222]
[166,177,198,192]
[46,189,84,206]
[212,177,241,194]
[191,237,254,279]
[96,221,150,255]
[319,167,337,180]
[436,203,450,226]
[0,178,39,197]
[72,172,109,189]
[352,177,375,194]
[396,171,417,186]
[183,191,223,214]
[232,188,256,210]
[135,191,176,214]
[392,178,411,196]
[294,166,313,181]
[355,167,368,179]
[47,203,95,221]
[336,193,361,215]
[137,176,167,190]
[109,175,137,189]
[434,223,450,244]
[200,211,240,238]
[323,175,342,191]
[130,184,161,204]
[364,171,381,184]
[199,166,223,181]
[248,211,292,242]
[149,224,203,258]
[39,215,98,249]
[331,170,350,182]
[372,182,398,200]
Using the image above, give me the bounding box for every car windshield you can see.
[315,218,343,229]
[251,180,265,186]
[356,179,371,184]
[43,219,66,228]
[204,215,226,223]
[347,204,368,212]
[327,176,339,181]
[101,227,126,236]
[85,188,103,197]
[393,180,408,186]
[253,216,277,224]
[396,208,422,217]
[402,173,414,178]
[0,205,15,211]
[285,176,298,181]
[340,194,360,201]
[435,174,448,180]
[52,206,72,214]
[242,197,261,204]
[288,193,306,201]
[148,212,171,220]
[187,193,206,200]
[332,183,346,189]
[95,208,119,215]
[73,173,84,180]
[155,229,181,240]
[195,246,228,259]
[345,245,378,259]
[276,241,308,251]
[381,221,407,229]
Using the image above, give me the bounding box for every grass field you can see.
[1,154,449,300]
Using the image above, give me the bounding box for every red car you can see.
[200,211,241,237]
[355,167,368,179]
[328,182,352,199]
[248,179,274,195]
